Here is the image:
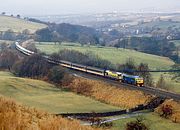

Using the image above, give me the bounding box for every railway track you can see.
[15,41,180,101]
[70,70,180,101]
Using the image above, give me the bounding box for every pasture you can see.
[0,15,46,33]
[36,42,174,70]
[0,71,120,114]
[35,42,180,94]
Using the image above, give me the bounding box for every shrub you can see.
[126,118,148,130]
[48,66,65,84]
[160,104,173,118]
[14,54,51,78]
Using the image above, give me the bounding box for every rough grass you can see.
[112,113,180,130]
[0,96,101,130]
[67,78,152,109]
[0,15,47,33]
[0,71,119,113]
[36,42,174,70]
[156,100,180,123]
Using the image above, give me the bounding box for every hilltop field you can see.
[0,15,46,33]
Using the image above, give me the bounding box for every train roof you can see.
[122,74,141,78]
[106,70,122,74]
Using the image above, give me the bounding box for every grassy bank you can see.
[0,96,100,130]
[0,71,119,113]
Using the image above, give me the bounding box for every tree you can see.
[2,29,16,40]
[0,49,19,70]
[156,75,167,89]
[16,54,51,78]
[47,66,65,84]
[17,14,20,18]
[137,63,153,86]
[118,58,136,74]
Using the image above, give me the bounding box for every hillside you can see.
[36,42,174,70]
[0,15,47,33]
[0,96,100,130]
[0,71,119,113]
[36,42,180,93]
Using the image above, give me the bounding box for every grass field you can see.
[35,42,180,94]
[36,42,174,70]
[0,15,47,33]
[0,71,120,114]
[112,113,180,130]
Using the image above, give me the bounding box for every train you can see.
[15,42,144,87]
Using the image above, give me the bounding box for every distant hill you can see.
[0,15,47,33]
[36,23,99,44]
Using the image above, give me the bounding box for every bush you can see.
[160,104,173,118]
[48,66,65,84]
[68,79,92,96]
[50,50,114,69]
[126,118,148,130]
[156,75,170,90]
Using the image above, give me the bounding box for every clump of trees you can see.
[13,54,51,78]
[0,29,32,41]
[50,50,114,69]
[0,49,19,71]
[117,37,179,63]
[0,47,67,84]
[36,23,99,45]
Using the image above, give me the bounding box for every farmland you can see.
[36,42,174,70]
[0,71,120,113]
[0,15,46,33]
[35,42,180,94]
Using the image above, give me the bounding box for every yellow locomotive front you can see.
[135,77,144,87]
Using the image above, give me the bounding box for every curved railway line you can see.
[14,41,180,101]
[14,41,180,119]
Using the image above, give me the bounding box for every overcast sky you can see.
[1,0,180,15]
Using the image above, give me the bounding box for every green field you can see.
[36,42,174,70]
[112,113,180,130]
[0,71,120,114]
[0,15,47,33]
[36,42,180,94]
